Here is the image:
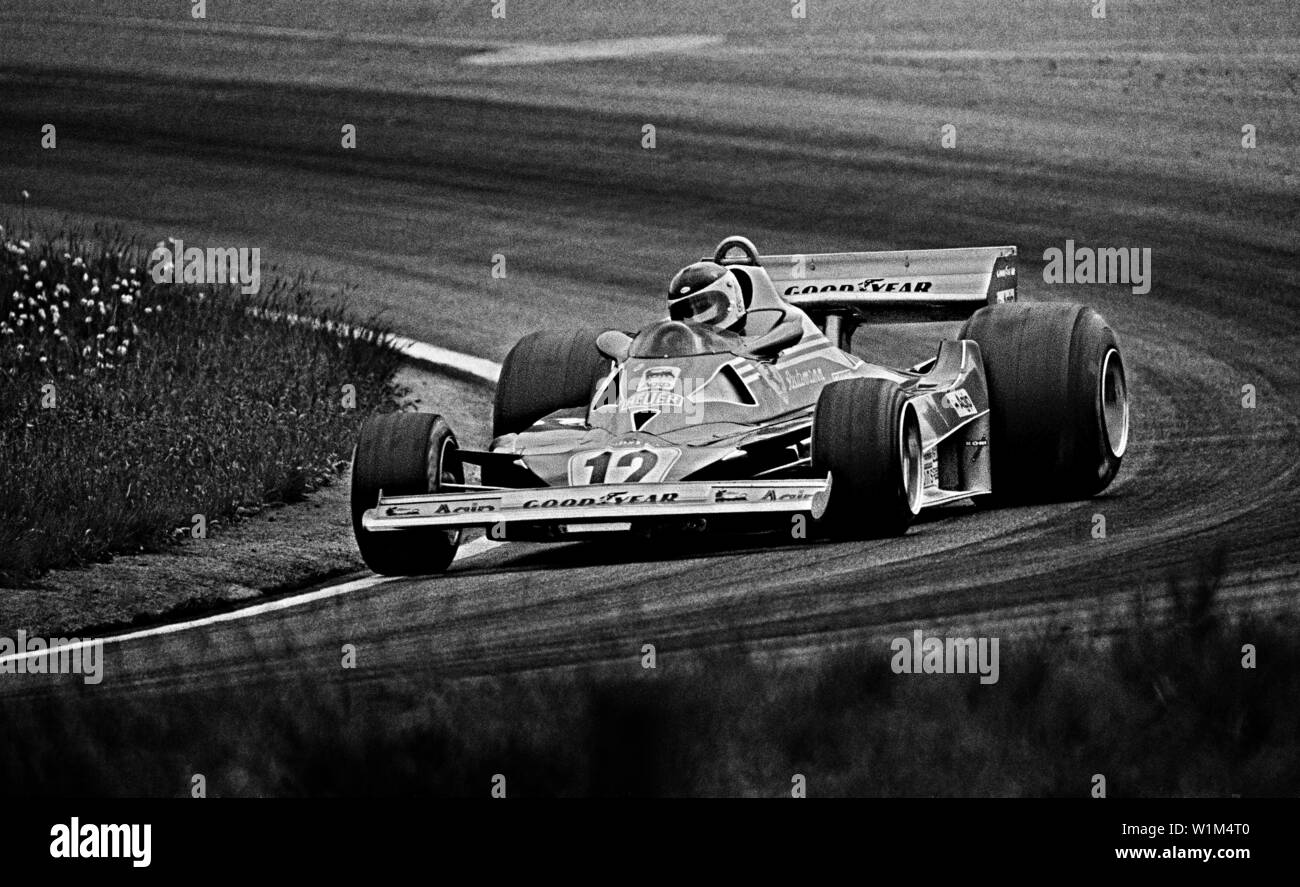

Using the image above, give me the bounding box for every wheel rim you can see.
[899,405,923,515]
[427,433,463,546]
[1100,348,1129,458]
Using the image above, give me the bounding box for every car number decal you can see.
[568,447,681,485]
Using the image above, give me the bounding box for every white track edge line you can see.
[0,335,506,664]
[0,530,503,665]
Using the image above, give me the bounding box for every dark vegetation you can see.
[0,225,403,585]
[3,554,1293,796]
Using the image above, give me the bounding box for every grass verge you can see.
[0,224,403,585]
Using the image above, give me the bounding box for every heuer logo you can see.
[624,366,683,410]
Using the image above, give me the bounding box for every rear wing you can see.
[764,245,1017,324]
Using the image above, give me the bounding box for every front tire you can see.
[811,378,923,538]
[350,412,462,576]
[959,302,1130,503]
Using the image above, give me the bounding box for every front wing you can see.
[361,478,830,532]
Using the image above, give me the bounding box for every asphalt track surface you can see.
[0,2,1297,690]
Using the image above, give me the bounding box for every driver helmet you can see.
[667,261,745,330]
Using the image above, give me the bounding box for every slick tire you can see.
[485,329,610,488]
[351,412,462,576]
[811,378,923,538]
[491,329,610,437]
[959,302,1130,504]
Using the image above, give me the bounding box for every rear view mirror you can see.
[595,330,633,364]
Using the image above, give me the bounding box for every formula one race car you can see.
[350,236,1130,575]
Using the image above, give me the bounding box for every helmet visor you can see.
[669,288,731,325]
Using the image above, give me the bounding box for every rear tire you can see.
[959,302,1129,503]
[811,378,923,538]
[351,412,462,576]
